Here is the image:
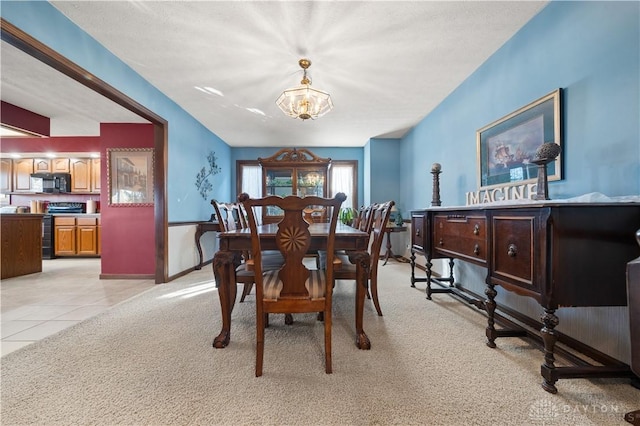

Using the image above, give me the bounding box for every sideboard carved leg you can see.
[410,250,417,288]
[447,258,455,287]
[485,282,498,348]
[540,308,560,394]
[425,257,433,300]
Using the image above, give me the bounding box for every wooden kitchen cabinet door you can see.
[13,158,34,191]
[52,158,70,173]
[55,225,76,255]
[90,158,101,193]
[70,158,91,192]
[0,158,12,193]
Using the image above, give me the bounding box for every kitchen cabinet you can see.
[0,158,12,193]
[70,158,100,193]
[1,214,43,279]
[33,158,51,173]
[54,217,76,255]
[70,158,91,192]
[91,158,101,192]
[13,158,34,191]
[258,148,330,223]
[52,158,70,173]
[54,215,100,256]
[4,156,100,194]
[77,217,99,255]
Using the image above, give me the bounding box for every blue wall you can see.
[1,1,232,222]
[400,1,640,210]
[368,138,402,210]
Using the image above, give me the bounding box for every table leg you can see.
[194,226,204,270]
[349,251,371,350]
[382,231,392,265]
[212,250,238,348]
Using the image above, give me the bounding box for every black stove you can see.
[47,202,86,214]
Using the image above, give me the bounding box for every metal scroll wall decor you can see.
[195,151,222,200]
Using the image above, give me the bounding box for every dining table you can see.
[211,222,372,350]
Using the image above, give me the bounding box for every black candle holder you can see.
[532,158,554,200]
[431,163,442,206]
[532,143,561,201]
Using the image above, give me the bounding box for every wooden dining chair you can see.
[210,200,281,303]
[239,192,346,376]
[334,200,394,316]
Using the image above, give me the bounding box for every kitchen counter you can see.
[1,214,44,279]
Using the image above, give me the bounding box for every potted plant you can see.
[339,207,355,226]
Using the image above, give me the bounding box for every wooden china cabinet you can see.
[258,148,331,223]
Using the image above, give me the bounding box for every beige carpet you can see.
[1,261,638,425]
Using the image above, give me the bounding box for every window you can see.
[329,161,357,210]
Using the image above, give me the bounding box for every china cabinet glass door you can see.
[265,168,293,217]
[296,168,325,198]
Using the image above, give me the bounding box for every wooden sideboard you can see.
[410,203,640,393]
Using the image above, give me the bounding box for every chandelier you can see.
[276,59,333,120]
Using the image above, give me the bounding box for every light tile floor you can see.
[1,258,156,356]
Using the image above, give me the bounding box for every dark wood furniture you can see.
[212,221,371,350]
[335,201,394,317]
[194,219,220,270]
[1,213,43,279]
[240,193,345,376]
[628,229,640,385]
[259,148,331,224]
[382,225,408,265]
[410,203,640,393]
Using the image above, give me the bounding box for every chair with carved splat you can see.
[333,201,394,316]
[239,192,346,376]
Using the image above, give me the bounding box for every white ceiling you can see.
[1,1,547,148]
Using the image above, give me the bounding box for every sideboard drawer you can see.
[433,213,487,265]
[411,212,427,252]
[491,214,538,295]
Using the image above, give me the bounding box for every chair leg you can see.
[325,307,332,374]
[240,282,253,302]
[285,313,294,325]
[370,275,383,316]
[256,308,265,377]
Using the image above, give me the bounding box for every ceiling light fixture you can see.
[276,59,333,121]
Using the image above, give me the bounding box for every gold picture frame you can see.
[107,148,154,206]
[477,89,562,190]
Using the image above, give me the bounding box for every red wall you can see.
[1,101,50,136]
[1,135,100,152]
[99,123,155,276]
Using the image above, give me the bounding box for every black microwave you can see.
[30,172,72,193]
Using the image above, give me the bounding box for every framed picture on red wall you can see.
[107,148,154,206]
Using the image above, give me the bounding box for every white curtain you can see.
[241,165,262,198]
[330,164,354,209]
[241,164,263,223]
